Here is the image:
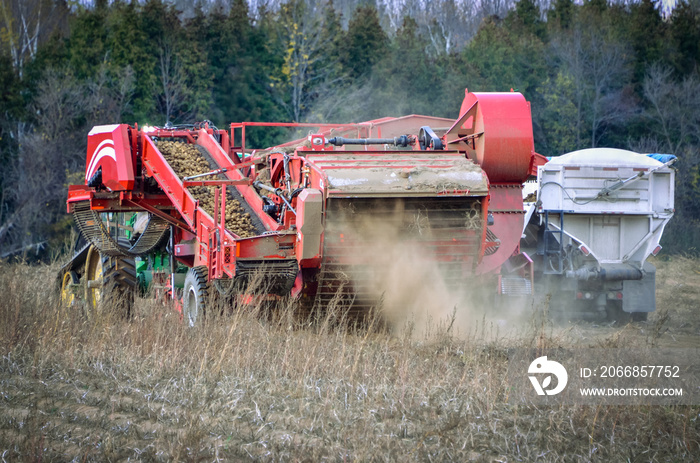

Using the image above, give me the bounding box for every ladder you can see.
[542,210,564,275]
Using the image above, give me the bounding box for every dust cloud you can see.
[333,203,533,339]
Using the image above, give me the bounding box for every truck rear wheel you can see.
[183,266,209,326]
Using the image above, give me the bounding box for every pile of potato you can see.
[157,141,256,238]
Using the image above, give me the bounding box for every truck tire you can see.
[183,266,209,327]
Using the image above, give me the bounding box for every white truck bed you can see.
[537,148,675,267]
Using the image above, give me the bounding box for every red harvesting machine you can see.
[61,89,543,323]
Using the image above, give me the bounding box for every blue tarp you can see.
[647,153,677,163]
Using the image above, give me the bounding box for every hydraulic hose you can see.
[253,181,296,216]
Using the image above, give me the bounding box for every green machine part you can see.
[126,213,137,241]
[136,251,187,294]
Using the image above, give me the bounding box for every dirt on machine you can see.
[59,90,676,326]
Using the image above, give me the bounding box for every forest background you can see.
[0,0,699,258]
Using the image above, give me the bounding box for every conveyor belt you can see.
[72,200,169,257]
[194,145,267,236]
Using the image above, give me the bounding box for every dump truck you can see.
[520,148,676,321]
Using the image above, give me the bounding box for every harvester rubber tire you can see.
[101,252,137,319]
[84,244,135,319]
[183,266,209,327]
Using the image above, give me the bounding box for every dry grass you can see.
[652,255,700,342]
[1,258,699,462]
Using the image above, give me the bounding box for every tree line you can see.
[1,0,699,257]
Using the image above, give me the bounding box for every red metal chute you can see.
[85,124,134,191]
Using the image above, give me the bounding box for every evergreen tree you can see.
[340,5,389,80]
[462,16,546,98]
[669,0,700,76]
[318,0,345,82]
[202,0,267,125]
[203,0,286,146]
[63,6,109,80]
[628,0,667,84]
[550,0,575,30]
[583,0,607,15]
[375,16,437,117]
[105,1,153,121]
[508,0,546,40]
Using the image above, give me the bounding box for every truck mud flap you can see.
[622,262,656,313]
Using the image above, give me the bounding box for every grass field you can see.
[1,256,699,461]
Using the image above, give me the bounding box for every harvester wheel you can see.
[183,266,209,327]
[101,252,137,318]
[84,245,135,318]
[84,245,104,311]
[61,271,80,306]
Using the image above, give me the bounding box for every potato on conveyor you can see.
[157,141,256,238]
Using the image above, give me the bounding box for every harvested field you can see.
[157,141,257,238]
[1,256,699,461]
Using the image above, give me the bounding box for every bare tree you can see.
[551,12,635,148]
[642,64,700,154]
[638,64,700,244]
[0,66,136,254]
[424,0,479,54]
[272,0,343,122]
[88,64,136,123]
[373,0,489,54]
[479,0,516,19]
[0,0,67,77]
[0,70,87,252]
[155,44,189,124]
